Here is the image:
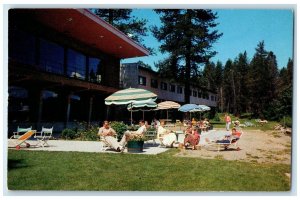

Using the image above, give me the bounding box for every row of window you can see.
[138,76,217,101]
[9,28,102,83]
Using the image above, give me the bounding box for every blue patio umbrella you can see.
[178,104,202,112]
[178,104,202,120]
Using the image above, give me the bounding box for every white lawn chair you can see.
[34,127,53,147]
[144,130,157,145]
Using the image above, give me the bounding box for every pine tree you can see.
[93,9,151,52]
[152,9,222,103]
[215,61,224,112]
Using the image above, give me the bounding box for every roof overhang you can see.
[17,9,150,59]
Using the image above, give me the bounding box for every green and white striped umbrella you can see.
[127,100,157,120]
[105,88,157,105]
[127,100,158,111]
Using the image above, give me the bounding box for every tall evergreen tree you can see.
[248,41,269,117]
[215,61,224,112]
[223,59,234,113]
[152,9,222,103]
[93,9,151,52]
[233,51,250,114]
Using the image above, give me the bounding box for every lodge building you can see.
[8,9,149,133]
[120,63,218,107]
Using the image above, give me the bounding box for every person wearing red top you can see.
[184,127,200,150]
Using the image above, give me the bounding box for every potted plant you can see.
[127,134,145,153]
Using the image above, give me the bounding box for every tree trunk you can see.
[231,70,237,115]
[184,55,191,104]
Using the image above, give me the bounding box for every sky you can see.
[122,9,294,69]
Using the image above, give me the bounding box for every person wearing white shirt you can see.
[98,121,123,152]
[119,120,147,148]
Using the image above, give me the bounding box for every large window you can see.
[9,29,36,66]
[67,49,86,80]
[151,79,158,88]
[161,82,167,90]
[39,39,64,75]
[169,84,175,92]
[193,90,197,97]
[89,57,102,83]
[177,86,183,94]
[138,76,146,85]
[198,91,202,98]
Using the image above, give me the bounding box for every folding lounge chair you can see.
[205,131,243,152]
[11,126,32,139]
[99,134,118,151]
[34,127,53,147]
[8,130,36,149]
[215,132,243,152]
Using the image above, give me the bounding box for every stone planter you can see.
[127,141,144,153]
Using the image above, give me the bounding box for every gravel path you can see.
[176,129,291,164]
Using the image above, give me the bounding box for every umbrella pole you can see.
[143,111,144,120]
[131,103,133,126]
[167,110,168,121]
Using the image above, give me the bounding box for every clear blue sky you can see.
[122,9,294,69]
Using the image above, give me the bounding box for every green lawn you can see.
[7,149,290,191]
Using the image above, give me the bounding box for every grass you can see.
[7,149,291,191]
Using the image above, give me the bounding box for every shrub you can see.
[77,122,99,141]
[110,121,128,141]
[280,116,292,128]
[213,113,221,122]
[61,128,78,140]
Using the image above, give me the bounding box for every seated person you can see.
[98,121,123,152]
[198,120,207,132]
[191,118,197,126]
[184,126,200,150]
[157,121,170,144]
[119,120,147,148]
[161,131,177,147]
[216,127,241,144]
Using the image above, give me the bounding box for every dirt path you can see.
[176,129,291,164]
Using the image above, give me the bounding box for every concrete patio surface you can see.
[8,139,170,155]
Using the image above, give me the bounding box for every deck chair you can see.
[34,127,53,147]
[205,131,243,152]
[215,132,243,152]
[11,126,32,139]
[99,134,118,151]
[8,130,36,149]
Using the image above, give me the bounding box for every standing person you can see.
[98,121,123,152]
[224,114,231,131]
[119,120,147,148]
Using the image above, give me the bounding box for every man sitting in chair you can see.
[98,121,123,152]
[119,120,147,148]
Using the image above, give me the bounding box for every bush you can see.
[280,116,292,128]
[110,121,128,141]
[77,122,99,141]
[61,128,78,140]
[213,113,221,122]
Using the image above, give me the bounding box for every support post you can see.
[88,96,94,126]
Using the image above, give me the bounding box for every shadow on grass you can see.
[8,159,28,171]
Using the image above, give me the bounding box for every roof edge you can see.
[77,9,150,56]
